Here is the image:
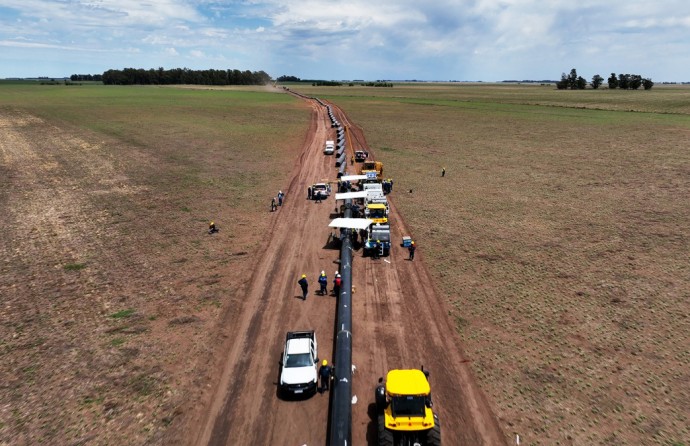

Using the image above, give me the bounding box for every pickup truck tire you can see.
[377,415,394,446]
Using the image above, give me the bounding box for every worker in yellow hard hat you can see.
[319,359,332,393]
[408,240,416,261]
[208,221,218,234]
[298,274,308,300]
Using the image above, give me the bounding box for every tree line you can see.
[70,74,103,82]
[557,68,653,90]
[100,68,271,86]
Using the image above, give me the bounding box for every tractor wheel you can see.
[426,415,441,446]
[377,415,394,446]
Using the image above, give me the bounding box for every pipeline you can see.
[329,201,353,446]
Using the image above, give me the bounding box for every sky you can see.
[1,0,689,81]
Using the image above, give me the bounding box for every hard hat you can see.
[322,360,328,366]
[321,271,325,275]
[301,274,306,278]
[335,271,339,275]
[210,221,214,225]
[411,241,415,245]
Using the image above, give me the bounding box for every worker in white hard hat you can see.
[318,271,328,296]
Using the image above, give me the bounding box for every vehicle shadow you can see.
[365,402,378,445]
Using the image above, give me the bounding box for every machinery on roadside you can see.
[359,160,384,178]
[375,368,441,446]
[364,202,388,224]
[363,223,391,257]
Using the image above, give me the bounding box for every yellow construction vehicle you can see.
[375,368,441,446]
[359,160,383,178]
[365,202,388,224]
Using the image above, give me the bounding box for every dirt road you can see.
[173,97,506,445]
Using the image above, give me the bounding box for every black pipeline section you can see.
[313,97,353,445]
[329,203,353,446]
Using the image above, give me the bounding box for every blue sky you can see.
[1,0,688,81]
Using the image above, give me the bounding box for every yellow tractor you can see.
[375,368,441,446]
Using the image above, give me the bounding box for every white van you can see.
[324,140,335,155]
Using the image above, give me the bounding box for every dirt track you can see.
[173,97,506,445]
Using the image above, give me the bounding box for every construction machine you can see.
[365,202,388,224]
[363,223,391,257]
[359,160,384,178]
[375,369,441,446]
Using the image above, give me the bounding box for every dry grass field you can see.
[2,81,688,445]
[0,84,308,445]
[292,83,689,445]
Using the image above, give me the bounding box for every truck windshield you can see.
[370,208,385,218]
[391,396,426,417]
[285,353,312,367]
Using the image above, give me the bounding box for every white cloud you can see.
[1,0,689,80]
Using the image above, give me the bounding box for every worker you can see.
[318,271,328,295]
[271,197,277,212]
[408,241,416,260]
[298,274,308,300]
[307,186,312,200]
[441,167,446,177]
[208,221,218,234]
[278,190,284,206]
[350,155,354,165]
[333,272,341,296]
[319,360,332,393]
[373,240,381,259]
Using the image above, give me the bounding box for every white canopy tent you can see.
[328,218,374,230]
[339,174,368,182]
[335,191,368,200]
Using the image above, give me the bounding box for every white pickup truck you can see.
[279,330,319,396]
[324,140,335,155]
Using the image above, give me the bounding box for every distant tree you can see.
[567,68,578,89]
[576,76,587,90]
[591,74,604,89]
[618,73,630,90]
[607,73,618,89]
[629,74,642,90]
[556,74,565,89]
[642,78,654,90]
[101,67,272,86]
[277,75,300,82]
